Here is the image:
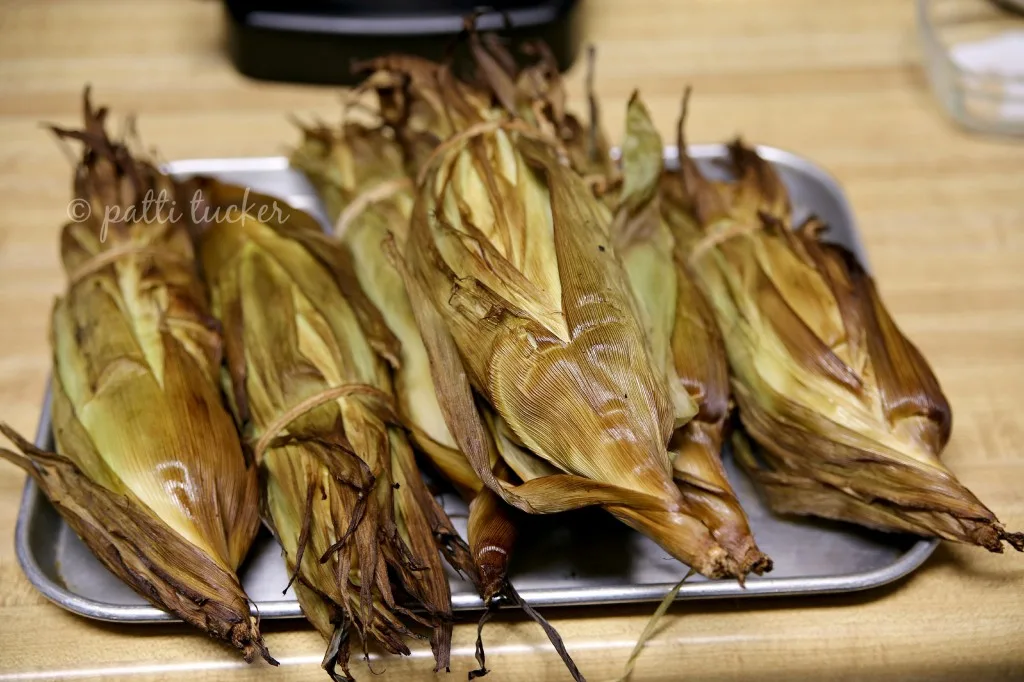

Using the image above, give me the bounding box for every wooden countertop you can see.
[1,1,1023,680]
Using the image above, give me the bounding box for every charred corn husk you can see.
[613,93,770,577]
[393,79,745,581]
[668,103,1023,553]
[0,92,270,662]
[191,179,471,680]
[291,117,517,603]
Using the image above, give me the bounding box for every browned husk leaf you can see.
[465,29,614,180]
[669,100,1022,553]
[0,427,269,661]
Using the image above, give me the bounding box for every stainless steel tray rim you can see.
[17,456,940,622]
[16,459,940,622]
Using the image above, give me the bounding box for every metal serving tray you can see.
[15,146,939,623]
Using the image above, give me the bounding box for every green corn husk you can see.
[0,93,271,662]
[290,117,517,604]
[667,101,1023,553]
[190,178,473,680]
[612,93,771,577]
[391,74,748,581]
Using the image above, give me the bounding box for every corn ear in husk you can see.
[0,93,271,662]
[191,178,471,679]
[669,106,1023,553]
[612,93,771,577]
[290,118,518,603]
[394,83,744,580]
[291,104,584,680]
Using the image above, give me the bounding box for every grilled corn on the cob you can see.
[191,179,470,679]
[668,104,1023,553]
[0,92,269,662]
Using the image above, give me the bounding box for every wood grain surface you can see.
[1,1,1022,680]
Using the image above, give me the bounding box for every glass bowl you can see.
[918,0,1024,135]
